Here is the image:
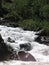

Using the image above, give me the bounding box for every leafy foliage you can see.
[0,0,49,20]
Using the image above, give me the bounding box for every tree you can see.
[0,0,3,16]
[0,0,12,17]
[0,0,49,21]
[42,5,49,21]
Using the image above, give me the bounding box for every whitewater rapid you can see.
[0,25,49,62]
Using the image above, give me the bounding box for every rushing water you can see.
[0,25,49,63]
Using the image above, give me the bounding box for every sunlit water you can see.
[0,25,49,65]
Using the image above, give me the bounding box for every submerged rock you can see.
[7,37,15,43]
[20,43,32,51]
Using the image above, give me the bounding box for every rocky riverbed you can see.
[0,25,49,64]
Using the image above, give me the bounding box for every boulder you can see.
[6,51,36,61]
[35,36,49,45]
[18,51,36,61]
[20,43,32,51]
[35,30,49,45]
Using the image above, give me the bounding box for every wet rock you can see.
[7,37,15,43]
[36,30,49,36]
[5,51,36,61]
[35,29,49,45]
[18,51,36,61]
[35,36,41,43]
[35,36,49,45]
[20,43,32,51]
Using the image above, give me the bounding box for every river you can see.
[0,25,49,65]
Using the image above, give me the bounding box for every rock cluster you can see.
[35,30,49,45]
[0,34,36,61]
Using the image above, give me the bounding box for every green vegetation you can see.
[0,0,49,34]
[18,19,49,31]
[0,0,49,20]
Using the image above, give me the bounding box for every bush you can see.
[18,19,42,31]
[18,19,49,31]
